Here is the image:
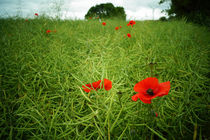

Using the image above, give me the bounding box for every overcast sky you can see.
[0,0,170,20]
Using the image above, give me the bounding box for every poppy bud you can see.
[117,91,123,99]
[151,110,158,117]
[155,112,158,117]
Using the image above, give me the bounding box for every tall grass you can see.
[0,17,209,139]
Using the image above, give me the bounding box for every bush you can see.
[159,16,167,21]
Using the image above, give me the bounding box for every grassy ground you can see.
[0,17,209,139]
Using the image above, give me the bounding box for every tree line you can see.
[85,1,210,26]
[159,0,210,26]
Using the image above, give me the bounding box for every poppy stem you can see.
[148,104,154,120]
[150,64,153,77]
[151,68,153,77]
[117,91,122,108]
[149,62,155,77]
[119,98,122,108]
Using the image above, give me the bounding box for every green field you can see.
[0,18,209,139]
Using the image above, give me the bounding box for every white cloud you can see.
[126,8,166,20]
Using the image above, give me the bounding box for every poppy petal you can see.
[134,82,146,93]
[134,77,159,93]
[92,80,102,89]
[85,83,93,88]
[157,81,170,97]
[132,93,152,104]
[138,95,152,104]
[136,92,159,100]
[127,33,131,38]
[142,77,159,90]
[82,80,102,93]
[132,94,139,101]
[82,85,92,93]
[102,22,106,26]
[104,79,112,91]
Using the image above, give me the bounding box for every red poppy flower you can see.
[127,33,131,38]
[120,26,122,28]
[82,80,102,93]
[115,27,119,30]
[89,17,92,19]
[35,13,38,16]
[127,20,136,27]
[82,79,112,93]
[46,30,51,34]
[102,22,106,26]
[132,77,170,104]
[25,19,28,22]
[103,79,112,91]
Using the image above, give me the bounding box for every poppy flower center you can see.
[146,88,154,96]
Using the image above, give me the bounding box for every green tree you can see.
[160,0,210,25]
[85,3,126,20]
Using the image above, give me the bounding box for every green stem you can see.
[117,91,123,108]
[148,104,154,122]
[149,63,154,77]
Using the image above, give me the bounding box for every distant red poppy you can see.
[89,17,92,19]
[82,80,102,93]
[82,79,112,93]
[132,77,170,104]
[46,30,51,34]
[102,22,106,26]
[115,27,119,30]
[103,79,112,91]
[53,30,57,33]
[120,26,122,28]
[35,13,38,16]
[127,33,131,38]
[127,20,136,27]
[25,19,28,22]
